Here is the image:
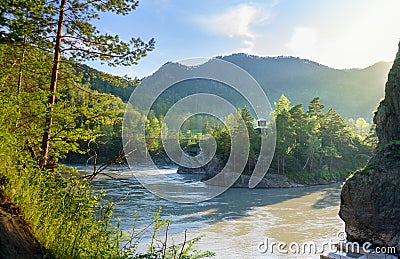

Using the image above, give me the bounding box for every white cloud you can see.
[196,3,270,52]
[282,1,400,68]
[242,39,255,53]
[285,27,318,59]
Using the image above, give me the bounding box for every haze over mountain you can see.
[219,54,392,120]
[90,54,392,121]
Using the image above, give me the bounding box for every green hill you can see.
[89,54,392,121]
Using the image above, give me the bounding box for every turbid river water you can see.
[89,167,344,258]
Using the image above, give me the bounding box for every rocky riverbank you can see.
[177,156,338,188]
[0,188,44,259]
[339,42,400,252]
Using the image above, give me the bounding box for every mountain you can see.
[90,54,392,120]
[218,54,392,120]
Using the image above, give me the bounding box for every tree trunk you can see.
[303,154,311,170]
[15,36,27,128]
[40,0,66,168]
[17,36,26,95]
[277,157,280,175]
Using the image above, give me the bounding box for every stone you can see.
[339,42,400,252]
[374,42,400,147]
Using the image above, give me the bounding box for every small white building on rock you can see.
[254,118,268,135]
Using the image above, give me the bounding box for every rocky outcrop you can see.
[0,190,44,259]
[178,156,304,188]
[201,157,297,188]
[374,43,400,147]
[230,173,298,188]
[177,166,205,174]
[339,42,400,252]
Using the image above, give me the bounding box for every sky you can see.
[89,0,400,78]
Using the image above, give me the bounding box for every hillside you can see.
[88,54,392,121]
[0,187,44,258]
[220,54,392,120]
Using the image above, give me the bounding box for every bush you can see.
[0,157,214,258]
[1,158,120,258]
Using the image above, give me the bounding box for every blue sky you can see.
[89,0,400,78]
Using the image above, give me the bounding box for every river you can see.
[89,166,344,258]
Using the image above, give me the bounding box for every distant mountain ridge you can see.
[90,54,392,120]
[217,54,392,120]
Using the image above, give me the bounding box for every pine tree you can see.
[321,108,353,171]
[289,103,305,144]
[355,117,370,137]
[0,43,127,165]
[273,94,296,175]
[145,117,161,153]
[1,0,155,167]
[307,97,325,119]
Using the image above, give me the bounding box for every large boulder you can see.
[199,156,298,188]
[339,42,400,251]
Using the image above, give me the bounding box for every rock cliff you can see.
[339,42,400,252]
[178,156,303,188]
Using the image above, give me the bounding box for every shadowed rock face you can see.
[339,42,400,252]
[374,42,400,147]
[0,190,44,259]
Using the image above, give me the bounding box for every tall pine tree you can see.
[1,0,155,167]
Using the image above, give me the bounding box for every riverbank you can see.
[0,189,44,259]
[178,164,342,188]
[77,161,342,188]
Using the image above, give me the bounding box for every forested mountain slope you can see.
[89,54,392,121]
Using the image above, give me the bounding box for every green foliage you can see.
[140,93,375,184]
[273,95,297,174]
[81,66,138,101]
[207,124,231,160]
[0,44,121,255]
[273,96,374,183]
[1,0,155,69]
[0,157,213,258]
[0,129,120,257]
[0,45,212,258]
[0,44,125,164]
[109,55,391,121]
[121,208,215,259]
[349,118,370,137]
[1,0,154,167]
[358,163,376,175]
[0,1,214,258]
[145,116,162,153]
[177,96,375,184]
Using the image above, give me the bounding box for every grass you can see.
[0,155,214,258]
[1,159,121,258]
